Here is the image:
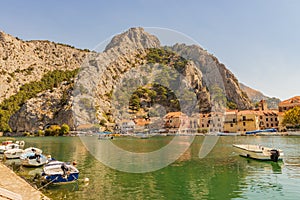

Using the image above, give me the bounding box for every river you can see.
[1,135,300,200]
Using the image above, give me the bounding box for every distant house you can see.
[278,96,300,112]
[76,124,99,132]
[116,120,135,134]
[224,110,238,133]
[134,118,151,131]
[164,112,189,133]
[199,112,224,133]
[237,110,260,132]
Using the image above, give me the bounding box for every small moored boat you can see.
[0,143,20,154]
[233,144,283,162]
[20,149,47,167]
[4,149,24,159]
[4,147,42,159]
[42,161,79,184]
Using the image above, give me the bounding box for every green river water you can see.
[1,135,300,200]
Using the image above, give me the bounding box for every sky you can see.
[0,0,299,100]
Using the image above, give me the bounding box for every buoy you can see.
[84,177,89,182]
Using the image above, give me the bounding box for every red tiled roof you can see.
[279,96,300,106]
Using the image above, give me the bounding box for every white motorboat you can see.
[0,143,20,154]
[4,147,42,159]
[233,144,284,162]
[20,148,47,167]
[4,149,24,159]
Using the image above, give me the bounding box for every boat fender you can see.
[84,177,89,182]
[270,149,280,162]
[19,141,25,146]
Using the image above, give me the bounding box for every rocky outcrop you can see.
[240,83,281,109]
[170,43,252,110]
[0,30,87,103]
[9,82,74,132]
[104,27,160,52]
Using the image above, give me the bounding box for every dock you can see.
[0,163,49,200]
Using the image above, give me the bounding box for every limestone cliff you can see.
[240,83,280,109]
[0,31,87,103]
[170,43,252,110]
[1,27,253,132]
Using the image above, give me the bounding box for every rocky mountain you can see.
[239,83,281,109]
[0,31,87,103]
[170,44,252,110]
[0,27,253,132]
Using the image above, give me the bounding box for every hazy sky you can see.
[1,0,299,100]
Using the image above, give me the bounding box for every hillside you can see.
[0,28,253,132]
[239,83,281,109]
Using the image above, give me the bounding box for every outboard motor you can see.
[270,149,280,162]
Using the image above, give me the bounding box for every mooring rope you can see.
[37,176,58,190]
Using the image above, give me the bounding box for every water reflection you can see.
[1,136,300,199]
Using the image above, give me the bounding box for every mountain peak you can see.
[104,27,160,52]
[0,30,17,43]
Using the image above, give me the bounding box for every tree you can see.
[282,106,300,127]
[60,124,70,136]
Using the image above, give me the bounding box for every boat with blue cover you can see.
[42,160,79,184]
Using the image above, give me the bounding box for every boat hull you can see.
[44,173,79,184]
[20,153,48,167]
[233,144,283,161]
[4,149,24,159]
[42,161,79,184]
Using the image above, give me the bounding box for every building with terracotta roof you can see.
[278,96,300,112]
[164,112,189,129]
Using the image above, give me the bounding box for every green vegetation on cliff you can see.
[126,48,189,115]
[0,69,79,132]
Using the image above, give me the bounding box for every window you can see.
[230,123,233,127]
[275,118,277,121]
[266,123,269,127]
[266,118,268,121]
[202,124,204,128]
[271,118,273,121]
[260,116,263,119]
[271,123,273,127]
[243,122,246,126]
[233,119,236,123]
[243,116,246,121]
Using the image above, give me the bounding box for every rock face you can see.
[170,44,252,110]
[9,83,74,132]
[2,27,253,132]
[0,30,87,132]
[0,30,87,103]
[104,27,161,52]
[240,83,281,109]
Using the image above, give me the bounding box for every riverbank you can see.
[0,163,49,200]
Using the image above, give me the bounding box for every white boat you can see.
[42,160,79,184]
[20,150,47,167]
[4,147,42,159]
[4,149,24,159]
[233,144,284,162]
[0,143,20,154]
